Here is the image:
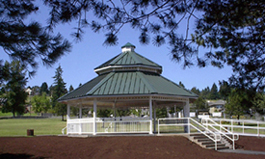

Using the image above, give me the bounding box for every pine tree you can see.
[209,83,219,100]
[52,65,67,120]
[225,89,248,120]
[0,1,71,78]
[219,81,232,100]
[1,61,28,117]
[201,87,210,99]
[178,81,185,89]
[40,82,49,95]
[191,87,200,96]
[69,85,74,92]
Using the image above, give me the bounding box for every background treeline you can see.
[1,61,264,120]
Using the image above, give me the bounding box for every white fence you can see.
[211,118,265,137]
[65,117,150,135]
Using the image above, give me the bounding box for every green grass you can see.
[0,118,66,136]
[0,111,40,117]
[0,112,13,117]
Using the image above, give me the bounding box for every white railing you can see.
[67,118,95,134]
[62,126,67,135]
[97,120,150,133]
[158,117,221,150]
[65,117,150,134]
[211,118,265,137]
[201,118,239,150]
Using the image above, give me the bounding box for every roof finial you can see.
[121,42,136,52]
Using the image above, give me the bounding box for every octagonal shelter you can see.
[58,43,198,135]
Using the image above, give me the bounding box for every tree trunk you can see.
[61,115,64,121]
[12,110,15,118]
[237,115,241,125]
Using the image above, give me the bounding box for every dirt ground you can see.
[0,136,264,159]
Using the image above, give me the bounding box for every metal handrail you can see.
[189,118,221,150]
[158,117,221,150]
[61,126,67,135]
[202,118,239,150]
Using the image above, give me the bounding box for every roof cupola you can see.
[94,43,162,75]
[121,42,136,52]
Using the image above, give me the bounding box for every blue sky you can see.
[1,1,233,91]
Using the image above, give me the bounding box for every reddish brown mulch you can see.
[236,136,265,151]
[0,136,264,159]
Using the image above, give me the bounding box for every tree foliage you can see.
[2,1,264,90]
[97,109,113,117]
[69,85,74,92]
[155,108,167,118]
[0,0,71,78]
[225,89,251,119]
[208,83,219,100]
[52,65,67,120]
[190,87,200,95]
[31,93,51,113]
[200,86,210,99]
[30,86,40,96]
[219,80,232,100]
[116,109,131,117]
[40,82,49,95]
[252,93,265,115]
[40,0,265,91]
[178,81,185,89]
[193,96,208,111]
[131,109,142,117]
[1,61,28,117]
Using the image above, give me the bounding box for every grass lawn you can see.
[0,111,40,117]
[0,112,13,117]
[0,118,66,136]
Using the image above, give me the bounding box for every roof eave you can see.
[58,93,198,103]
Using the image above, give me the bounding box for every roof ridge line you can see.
[136,72,157,93]
[129,51,142,64]
[86,72,115,95]
[132,51,161,67]
[109,52,127,65]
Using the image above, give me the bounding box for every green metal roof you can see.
[58,43,197,102]
[58,71,197,101]
[95,51,161,70]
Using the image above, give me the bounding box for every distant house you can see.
[208,100,226,117]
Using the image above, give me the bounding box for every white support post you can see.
[183,99,190,133]
[183,98,190,117]
[67,104,70,120]
[79,105,82,135]
[153,107,156,134]
[79,106,82,118]
[93,100,97,135]
[174,105,176,117]
[149,97,153,134]
[113,102,117,132]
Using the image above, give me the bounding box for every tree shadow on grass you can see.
[0,153,47,159]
